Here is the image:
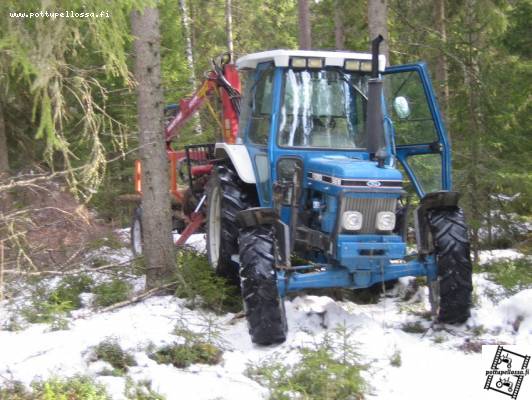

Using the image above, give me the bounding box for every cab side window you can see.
[385,69,444,195]
[386,71,439,145]
[248,69,274,145]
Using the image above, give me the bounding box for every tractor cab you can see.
[234,47,451,209]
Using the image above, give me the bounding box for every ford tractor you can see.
[131,37,473,345]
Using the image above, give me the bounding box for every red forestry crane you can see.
[132,54,241,251]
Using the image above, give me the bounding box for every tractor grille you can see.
[339,197,397,234]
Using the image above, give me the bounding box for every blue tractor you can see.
[206,37,473,345]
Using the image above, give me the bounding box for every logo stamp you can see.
[366,180,381,187]
[484,346,530,399]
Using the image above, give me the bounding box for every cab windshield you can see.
[279,69,368,149]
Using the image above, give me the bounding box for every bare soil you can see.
[0,176,118,271]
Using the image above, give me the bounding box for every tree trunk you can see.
[367,0,390,65]
[0,99,8,175]
[225,0,234,60]
[464,0,483,264]
[178,0,203,136]
[334,1,345,50]
[434,0,450,123]
[298,0,312,50]
[131,8,177,289]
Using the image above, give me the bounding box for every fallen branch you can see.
[226,311,245,325]
[0,147,142,193]
[1,259,132,277]
[98,281,177,313]
[0,241,4,301]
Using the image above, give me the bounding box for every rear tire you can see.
[239,225,287,345]
[206,165,254,282]
[131,206,143,257]
[427,207,473,324]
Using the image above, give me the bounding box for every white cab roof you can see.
[236,49,386,71]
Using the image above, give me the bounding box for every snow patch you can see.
[172,233,207,253]
[1,240,530,399]
[478,249,525,265]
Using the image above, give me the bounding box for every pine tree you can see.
[131,6,177,289]
[298,0,312,49]
[368,0,390,64]
[0,99,8,175]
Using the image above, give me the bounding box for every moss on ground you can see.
[91,338,137,376]
[174,249,241,314]
[476,257,532,294]
[0,376,109,400]
[93,279,132,307]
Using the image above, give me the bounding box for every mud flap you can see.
[237,207,290,268]
[415,191,461,255]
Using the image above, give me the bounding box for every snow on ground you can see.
[172,232,206,253]
[0,235,530,399]
[478,248,525,265]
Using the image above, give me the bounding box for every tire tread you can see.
[239,225,287,345]
[428,207,473,324]
[206,165,253,282]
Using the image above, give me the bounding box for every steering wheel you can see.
[312,117,336,129]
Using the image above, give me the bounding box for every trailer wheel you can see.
[131,206,143,257]
[239,225,287,345]
[206,165,254,282]
[427,207,473,324]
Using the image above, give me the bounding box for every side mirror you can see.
[393,96,411,119]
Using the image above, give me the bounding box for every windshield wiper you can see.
[338,75,368,100]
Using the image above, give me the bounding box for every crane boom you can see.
[164,61,241,145]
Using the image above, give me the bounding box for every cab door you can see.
[383,63,451,197]
[241,62,276,206]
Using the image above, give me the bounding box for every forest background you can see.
[0,0,530,267]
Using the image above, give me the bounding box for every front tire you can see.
[428,207,473,324]
[239,225,287,345]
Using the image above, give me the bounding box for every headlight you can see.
[342,211,363,231]
[307,58,324,68]
[344,59,372,72]
[290,57,324,69]
[290,57,307,68]
[376,211,396,231]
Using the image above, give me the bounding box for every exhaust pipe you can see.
[366,35,387,167]
[371,35,384,78]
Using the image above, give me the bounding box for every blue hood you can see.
[306,155,402,181]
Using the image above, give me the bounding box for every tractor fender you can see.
[414,191,461,255]
[214,143,256,184]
